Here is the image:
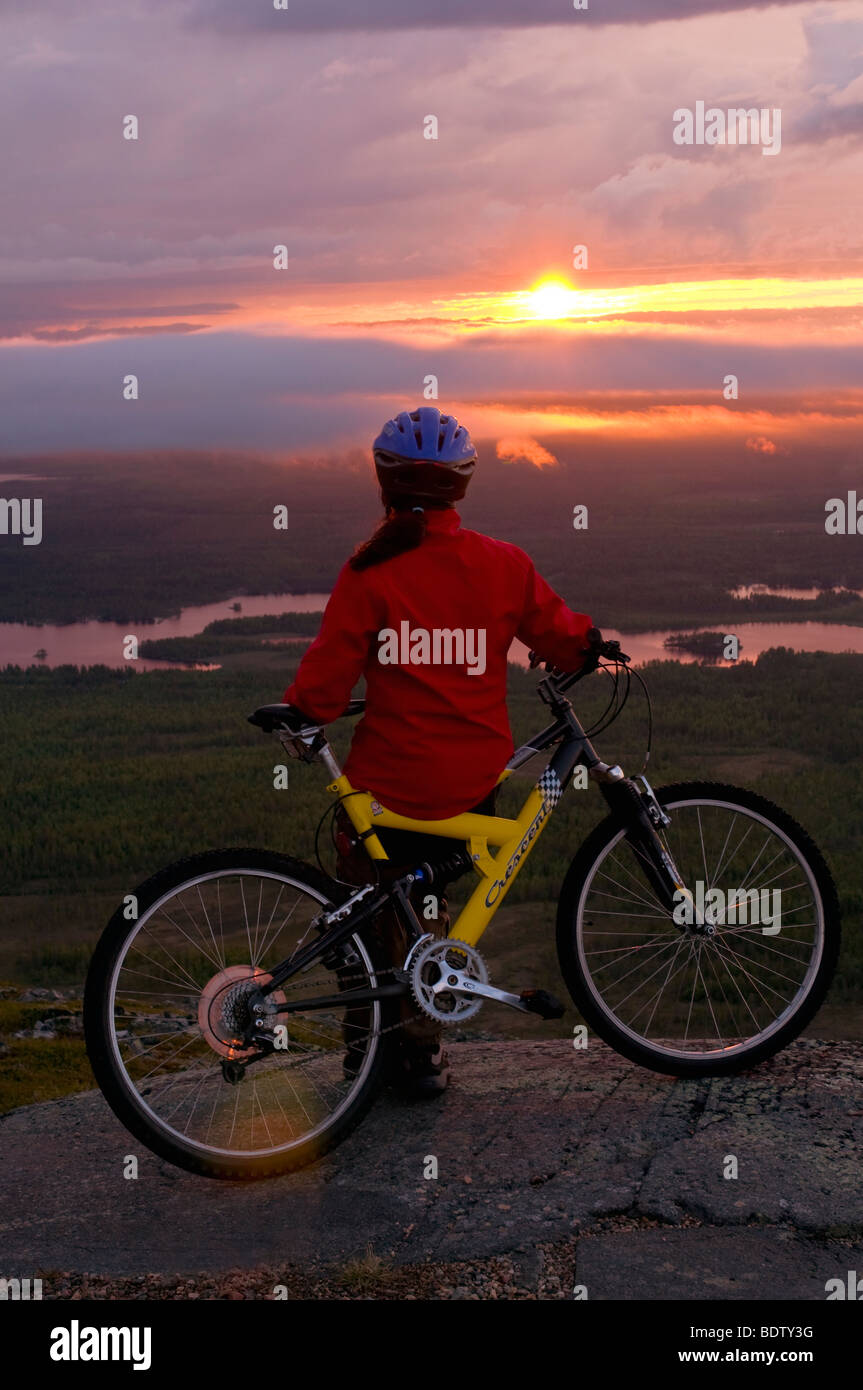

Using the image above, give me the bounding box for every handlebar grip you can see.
[586,628,631,663]
[528,630,630,676]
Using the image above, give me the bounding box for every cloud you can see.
[791,101,863,145]
[175,0,816,33]
[1,2,860,308]
[0,0,860,460]
[0,291,240,341]
[793,11,863,143]
[2,326,862,451]
[26,323,206,342]
[745,435,789,454]
[496,437,559,469]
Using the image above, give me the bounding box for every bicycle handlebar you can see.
[527,633,631,688]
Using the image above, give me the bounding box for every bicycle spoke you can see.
[577,795,825,1061]
[108,867,383,1162]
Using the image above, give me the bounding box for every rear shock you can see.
[417,849,475,886]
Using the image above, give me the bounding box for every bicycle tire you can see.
[556,782,841,1077]
[84,848,388,1179]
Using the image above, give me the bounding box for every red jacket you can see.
[284,508,592,818]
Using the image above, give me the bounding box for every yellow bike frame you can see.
[252,656,633,969]
[326,768,558,948]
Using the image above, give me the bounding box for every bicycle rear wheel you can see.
[84,849,387,1179]
[556,782,840,1077]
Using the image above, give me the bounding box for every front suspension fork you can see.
[599,775,691,921]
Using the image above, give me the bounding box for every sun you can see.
[528,279,577,319]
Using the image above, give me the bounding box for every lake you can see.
[2,592,862,671]
[0,592,331,672]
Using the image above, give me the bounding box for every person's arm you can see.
[281,563,380,723]
[516,558,594,671]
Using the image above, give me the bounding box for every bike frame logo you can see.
[485,797,551,907]
[377,621,487,676]
[673,882,782,935]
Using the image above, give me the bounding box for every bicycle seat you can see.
[248,699,365,732]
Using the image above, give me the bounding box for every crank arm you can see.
[431,969,535,1013]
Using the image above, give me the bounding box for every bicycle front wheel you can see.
[556,782,840,1077]
[84,849,387,1179]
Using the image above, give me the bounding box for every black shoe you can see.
[392,1045,450,1099]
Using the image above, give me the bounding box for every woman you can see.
[281,407,596,1096]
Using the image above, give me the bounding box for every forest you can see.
[2,442,863,632]
[139,612,320,662]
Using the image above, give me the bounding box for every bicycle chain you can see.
[252,960,420,1043]
[140,934,434,1045]
[320,962,422,1042]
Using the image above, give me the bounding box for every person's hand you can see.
[528,629,603,674]
[584,628,631,665]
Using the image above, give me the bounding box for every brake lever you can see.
[600,640,631,664]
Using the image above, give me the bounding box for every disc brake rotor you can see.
[197,965,286,1060]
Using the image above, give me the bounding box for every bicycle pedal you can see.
[518,988,565,1020]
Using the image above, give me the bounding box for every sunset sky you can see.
[1,0,862,459]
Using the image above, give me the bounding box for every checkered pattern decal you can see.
[537,768,563,809]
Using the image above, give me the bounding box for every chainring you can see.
[408,937,488,1024]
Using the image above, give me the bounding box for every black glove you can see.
[528,629,603,674]
[585,628,630,664]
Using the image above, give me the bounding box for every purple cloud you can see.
[1,327,862,451]
[177,0,824,32]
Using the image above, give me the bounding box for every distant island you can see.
[663,631,743,659]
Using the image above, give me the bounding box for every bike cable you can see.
[314,791,383,890]
[584,657,632,737]
[627,661,654,775]
[582,660,621,735]
[584,655,654,777]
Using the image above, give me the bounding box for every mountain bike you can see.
[84,637,840,1179]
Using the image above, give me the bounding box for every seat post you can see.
[318,741,342,780]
